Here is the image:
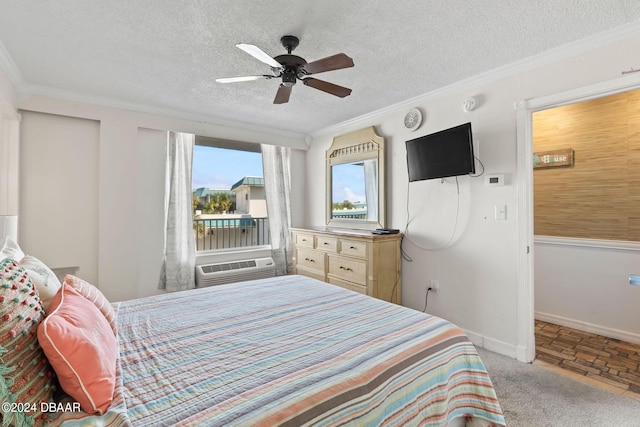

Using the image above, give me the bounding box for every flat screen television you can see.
[406,122,475,182]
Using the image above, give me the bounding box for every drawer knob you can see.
[349,246,356,249]
[323,242,329,245]
[339,266,353,272]
[304,258,315,262]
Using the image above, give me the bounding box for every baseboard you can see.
[464,330,484,348]
[535,311,640,345]
[516,345,535,363]
[463,329,517,359]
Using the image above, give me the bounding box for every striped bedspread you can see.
[50,275,505,426]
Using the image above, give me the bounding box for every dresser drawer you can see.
[339,239,367,259]
[328,255,366,285]
[297,248,325,274]
[316,236,338,252]
[296,233,315,249]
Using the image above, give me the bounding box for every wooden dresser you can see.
[290,227,402,304]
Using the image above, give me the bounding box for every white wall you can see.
[289,148,306,227]
[19,112,100,285]
[136,128,167,299]
[14,95,308,302]
[0,65,16,108]
[535,239,640,343]
[306,28,640,357]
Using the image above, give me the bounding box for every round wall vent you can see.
[403,108,423,131]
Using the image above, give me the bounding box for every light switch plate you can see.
[495,205,507,220]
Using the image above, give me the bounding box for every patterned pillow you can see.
[20,256,62,312]
[0,258,57,426]
[64,275,116,336]
[0,236,63,313]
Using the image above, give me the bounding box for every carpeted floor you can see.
[476,347,640,426]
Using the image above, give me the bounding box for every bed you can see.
[42,274,505,426]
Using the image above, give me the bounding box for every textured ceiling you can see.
[1,1,640,136]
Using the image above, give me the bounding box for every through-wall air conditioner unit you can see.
[195,257,276,288]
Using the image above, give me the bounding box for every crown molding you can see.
[17,82,308,148]
[311,21,640,139]
[1,37,307,146]
[0,40,24,88]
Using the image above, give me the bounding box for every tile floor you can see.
[535,319,640,400]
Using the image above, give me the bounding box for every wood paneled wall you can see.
[533,88,640,241]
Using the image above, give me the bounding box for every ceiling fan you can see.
[216,35,354,104]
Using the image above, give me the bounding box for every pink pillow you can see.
[63,275,116,336]
[37,284,117,415]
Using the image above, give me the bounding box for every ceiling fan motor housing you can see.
[274,54,307,86]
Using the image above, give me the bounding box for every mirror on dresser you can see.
[326,126,386,230]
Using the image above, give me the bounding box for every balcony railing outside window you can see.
[193,217,270,251]
[331,213,367,219]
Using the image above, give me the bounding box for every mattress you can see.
[50,274,505,426]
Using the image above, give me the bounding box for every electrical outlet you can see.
[429,279,440,293]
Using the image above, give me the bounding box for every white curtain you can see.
[261,144,292,276]
[158,131,196,291]
[364,159,378,221]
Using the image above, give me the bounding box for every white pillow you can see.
[0,236,62,312]
[20,256,62,312]
[0,235,25,261]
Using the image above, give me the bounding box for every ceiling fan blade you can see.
[215,75,270,83]
[273,84,292,104]
[236,43,282,68]
[301,53,354,75]
[303,78,352,98]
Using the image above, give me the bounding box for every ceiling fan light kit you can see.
[216,35,354,104]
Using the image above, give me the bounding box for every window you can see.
[192,137,269,251]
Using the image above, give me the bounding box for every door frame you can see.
[515,72,640,363]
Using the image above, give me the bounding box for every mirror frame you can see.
[326,126,386,230]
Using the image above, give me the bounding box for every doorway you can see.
[515,73,640,363]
